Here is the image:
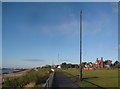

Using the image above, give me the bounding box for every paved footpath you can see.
[52,71,80,89]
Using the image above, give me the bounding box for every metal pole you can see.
[58,53,59,64]
[79,10,82,81]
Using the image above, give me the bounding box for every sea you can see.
[0,69,21,84]
[0,69,20,74]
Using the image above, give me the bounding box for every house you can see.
[104,60,112,68]
[83,62,93,70]
[95,57,104,68]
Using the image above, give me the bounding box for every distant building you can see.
[95,57,104,68]
[104,60,112,68]
[83,62,93,70]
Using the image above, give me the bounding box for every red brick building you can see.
[95,57,104,68]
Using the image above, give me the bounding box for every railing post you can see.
[47,79,50,89]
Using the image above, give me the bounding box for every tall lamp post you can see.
[79,10,82,81]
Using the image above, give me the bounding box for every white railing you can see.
[44,72,55,89]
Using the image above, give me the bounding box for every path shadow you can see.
[83,80,106,89]
[82,77,106,89]
[66,73,105,89]
[77,76,105,89]
[83,76,98,79]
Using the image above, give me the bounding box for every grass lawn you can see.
[62,68,119,88]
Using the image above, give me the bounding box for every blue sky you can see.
[2,2,118,68]
[0,2,2,68]
[1,0,120,2]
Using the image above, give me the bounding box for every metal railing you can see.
[44,71,55,89]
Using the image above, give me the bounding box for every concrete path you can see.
[52,71,80,89]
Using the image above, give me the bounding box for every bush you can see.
[2,68,51,89]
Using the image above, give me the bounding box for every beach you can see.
[0,69,30,84]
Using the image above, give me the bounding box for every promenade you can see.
[52,71,80,89]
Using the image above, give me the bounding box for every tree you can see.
[61,62,67,69]
[113,61,119,66]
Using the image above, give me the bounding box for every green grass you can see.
[62,68,119,88]
[2,68,51,89]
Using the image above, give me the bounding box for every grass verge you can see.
[2,68,51,89]
[62,68,119,89]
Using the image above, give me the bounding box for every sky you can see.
[118,3,120,62]
[1,0,120,2]
[0,2,2,68]
[2,2,118,68]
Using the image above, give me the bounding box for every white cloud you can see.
[19,7,117,39]
[38,18,79,38]
[32,10,115,40]
[83,10,116,37]
[83,19,103,36]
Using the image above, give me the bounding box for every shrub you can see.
[2,68,51,89]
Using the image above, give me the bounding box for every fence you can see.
[44,71,55,89]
